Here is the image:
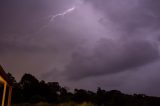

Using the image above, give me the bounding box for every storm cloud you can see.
[64,39,159,80]
[1,0,160,96]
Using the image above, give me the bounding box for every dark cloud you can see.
[86,0,160,35]
[64,38,159,80]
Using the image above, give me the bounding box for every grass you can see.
[12,102,96,106]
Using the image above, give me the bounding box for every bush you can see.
[12,102,96,106]
[78,102,96,106]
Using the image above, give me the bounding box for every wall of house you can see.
[0,75,5,83]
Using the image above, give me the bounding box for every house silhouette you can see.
[0,65,12,106]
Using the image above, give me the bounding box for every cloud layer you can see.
[64,39,159,80]
[1,0,160,96]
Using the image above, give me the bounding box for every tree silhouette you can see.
[9,73,160,106]
[19,73,40,103]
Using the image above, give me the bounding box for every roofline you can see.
[0,65,12,85]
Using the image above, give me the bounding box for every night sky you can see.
[1,0,160,96]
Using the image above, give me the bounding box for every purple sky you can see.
[1,0,160,96]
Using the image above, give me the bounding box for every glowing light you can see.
[49,6,76,22]
[31,0,83,35]
[49,0,83,22]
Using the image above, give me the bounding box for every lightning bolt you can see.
[49,6,76,22]
[49,0,84,22]
[30,0,83,35]
[46,0,84,24]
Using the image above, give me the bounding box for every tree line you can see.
[4,73,160,106]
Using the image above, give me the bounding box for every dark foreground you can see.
[4,73,160,106]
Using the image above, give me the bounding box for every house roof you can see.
[0,65,12,85]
